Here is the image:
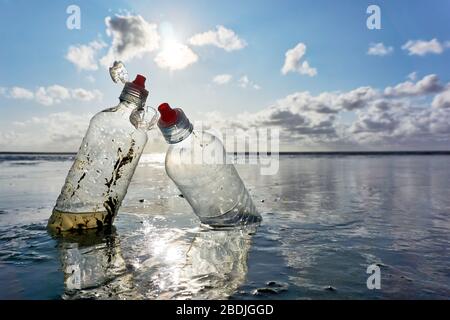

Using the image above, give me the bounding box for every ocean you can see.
[0,153,449,299]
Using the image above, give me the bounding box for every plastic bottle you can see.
[157,103,261,227]
[48,75,153,232]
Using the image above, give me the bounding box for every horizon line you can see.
[1,151,450,155]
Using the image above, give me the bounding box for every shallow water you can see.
[0,153,449,299]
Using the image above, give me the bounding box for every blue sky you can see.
[0,0,449,151]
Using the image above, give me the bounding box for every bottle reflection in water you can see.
[52,222,257,299]
[140,223,257,299]
[178,227,255,299]
[54,228,139,299]
[48,75,156,232]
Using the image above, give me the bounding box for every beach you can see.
[0,153,449,299]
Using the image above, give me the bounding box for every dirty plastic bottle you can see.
[157,103,261,227]
[48,75,153,232]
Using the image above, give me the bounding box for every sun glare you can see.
[154,35,198,71]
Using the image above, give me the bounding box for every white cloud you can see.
[367,42,394,56]
[238,76,249,88]
[67,18,247,73]
[337,87,378,110]
[48,85,71,100]
[407,72,417,81]
[384,74,444,97]
[71,88,103,101]
[212,73,259,89]
[262,86,377,116]
[350,101,400,135]
[34,88,52,106]
[200,73,450,150]
[65,40,106,71]
[276,91,339,114]
[4,74,449,151]
[213,74,232,85]
[154,41,198,71]
[238,75,261,90]
[35,85,71,106]
[349,99,450,147]
[205,96,339,146]
[0,112,93,152]
[402,38,445,56]
[281,42,317,77]
[100,14,160,67]
[2,85,102,106]
[432,88,450,109]
[188,25,247,52]
[9,87,34,100]
[86,75,96,83]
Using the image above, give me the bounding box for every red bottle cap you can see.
[158,103,178,127]
[119,74,149,106]
[132,74,146,89]
[157,102,193,143]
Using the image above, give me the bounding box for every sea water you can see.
[0,153,449,299]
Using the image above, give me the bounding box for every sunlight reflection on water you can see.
[0,154,449,299]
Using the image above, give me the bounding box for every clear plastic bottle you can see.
[48,75,153,232]
[157,103,261,227]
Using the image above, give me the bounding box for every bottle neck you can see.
[175,129,194,146]
[119,99,141,110]
[119,80,148,109]
[158,108,193,144]
[160,122,193,144]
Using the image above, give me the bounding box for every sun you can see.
[154,35,198,71]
